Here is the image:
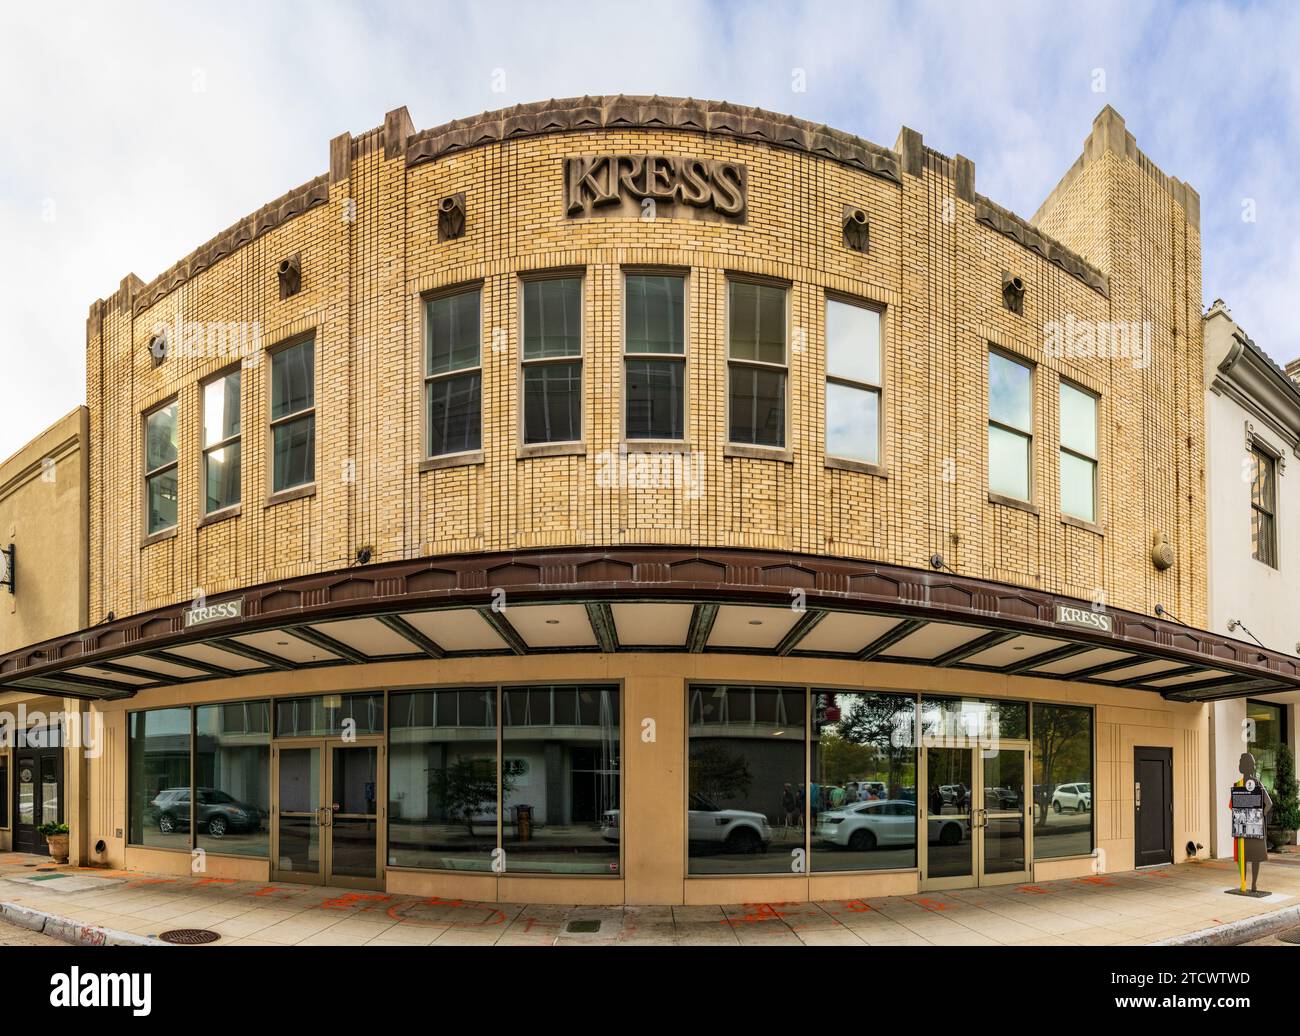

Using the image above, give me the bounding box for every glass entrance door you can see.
[920,744,1031,889]
[272,740,383,889]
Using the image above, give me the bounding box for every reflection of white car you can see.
[605,794,774,854]
[816,799,966,851]
[1052,783,1091,814]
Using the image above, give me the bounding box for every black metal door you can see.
[12,749,63,855]
[1134,747,1172,866]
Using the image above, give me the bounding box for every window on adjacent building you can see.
[1059,382,1097,523]
[728,281,787,447]
[144,401,178,535]
[988,350,1033,501]
[825,297,883,464]
[1251,445,1278,567]
[270,337,315,493]
[426,288,482,456]
[1246,699,1287,792]
[202,370,241,514]
[625,274,685,440]
[522,276,582,444]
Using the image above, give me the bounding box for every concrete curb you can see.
[1154,902,1300,946]
[1,901,162,947]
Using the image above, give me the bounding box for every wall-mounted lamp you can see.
[0,542,13,594]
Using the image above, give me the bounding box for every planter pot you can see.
[44,833,70,864]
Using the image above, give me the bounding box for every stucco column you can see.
[62,696,88,865]
[622,670,686,904]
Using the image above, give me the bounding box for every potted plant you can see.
[1268,744,1300,850]
[37,822,70,864]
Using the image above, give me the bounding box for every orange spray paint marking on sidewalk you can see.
[1015,885,1051,895]
[728,902,797,925]
[192,878,237,887]
[321,892,392,911]
[123,878,177,888]
[906,897,956,912]
[251,884,303,899]
[1077,875,1118,887]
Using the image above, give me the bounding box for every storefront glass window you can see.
[1031,702,1093,859]
[275,693,384,738]
[502,685,621,874]
[1247,700,1286,792]
[687,685,805,874]
[921,697,1027,743]
[811,690,916,871]
[128,707,192,850]
[195,701,269,858]
[388,688,497,871]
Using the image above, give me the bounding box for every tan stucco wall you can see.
[81,652,1207,904]
[0,407,88,654]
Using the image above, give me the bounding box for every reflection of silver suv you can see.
[605,793,772,853]
[1052,783,1091,814]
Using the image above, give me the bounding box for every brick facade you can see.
[84,99,1204,629]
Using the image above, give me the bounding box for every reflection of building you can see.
[2,99,1296,904]
[1203,301,1299,857]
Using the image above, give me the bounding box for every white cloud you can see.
[1,0,1297,457]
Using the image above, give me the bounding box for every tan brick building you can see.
[1,98,1292,905]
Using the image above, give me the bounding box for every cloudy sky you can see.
[1,0,1296,457]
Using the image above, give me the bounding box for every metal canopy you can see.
[1,547,1294,704]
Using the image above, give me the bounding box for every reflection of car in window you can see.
[816,799,965,851]
[144,786,262,837]
[603,792,773,854]
[1051,783,1091,814]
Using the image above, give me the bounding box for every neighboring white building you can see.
[1204,299,1300,857]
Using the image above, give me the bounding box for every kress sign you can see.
[564,154,747,223]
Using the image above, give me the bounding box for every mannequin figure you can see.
[1237,752,1273,894]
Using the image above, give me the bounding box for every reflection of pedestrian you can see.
[930,785,943,815]
[782,783,797,827]
[796,784,806,828]
[846,782,859,804]
[830,784,845,809]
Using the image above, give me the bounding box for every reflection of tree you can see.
[819,694,913,795]
[1033,707,1090,830]
[431,758,516,834]
[690,742,753,803]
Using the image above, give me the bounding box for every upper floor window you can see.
[426,288,482,456]
[522,276,582,444]
[825,297,882,465]
[144,400,178,535]
[270,337,315,493]
[988,350,1033,501]
[1251,445,1277,567]
[1059,382,1097,523]
[728,280,786,447]
[202,369,241,514]
[625,273,685,440]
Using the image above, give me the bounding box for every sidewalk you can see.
[2,851,1298,947]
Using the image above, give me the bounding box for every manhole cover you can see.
[565,920,602,934]
[157,929,220,945]
[1277,927,1300,945]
